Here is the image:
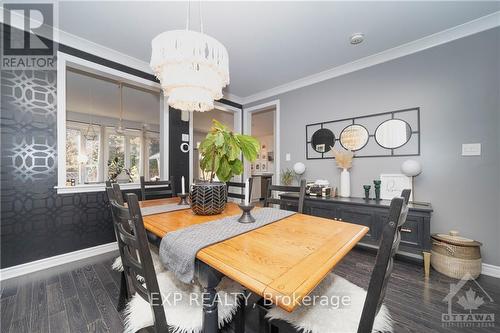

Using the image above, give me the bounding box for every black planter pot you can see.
[189,181,227,215]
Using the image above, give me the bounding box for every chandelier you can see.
[150,3,229,112]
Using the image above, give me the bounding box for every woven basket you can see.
[431,231,482,279]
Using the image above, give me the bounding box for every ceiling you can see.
[66,69,161,125]
[58,1,499,98]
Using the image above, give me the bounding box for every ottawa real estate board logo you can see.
[442,273,495,328]
[2,3,56,69]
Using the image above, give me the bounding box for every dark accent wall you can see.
[168,109,190,193]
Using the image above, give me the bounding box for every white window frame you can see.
[56,51,164,194]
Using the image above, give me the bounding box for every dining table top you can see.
[140,197,369,312]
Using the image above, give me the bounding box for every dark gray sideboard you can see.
[280,193,433,277]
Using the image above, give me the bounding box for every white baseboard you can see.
[482,263,500,278]
[0,242,118,281]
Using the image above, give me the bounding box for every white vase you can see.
[340,168,350,197]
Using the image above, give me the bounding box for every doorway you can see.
[244,100,280,201]
[190,103,242,183]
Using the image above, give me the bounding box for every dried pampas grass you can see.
[331,148,354,170]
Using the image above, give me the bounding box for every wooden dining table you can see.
[140,197,368,333]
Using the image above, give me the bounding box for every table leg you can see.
[197,261,223,333]
[423,251,431,278]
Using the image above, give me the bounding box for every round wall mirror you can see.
[311,128,335,153]
[340,124,369,151]
[375,119,412,149]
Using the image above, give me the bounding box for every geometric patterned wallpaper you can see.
[1,69,115,268]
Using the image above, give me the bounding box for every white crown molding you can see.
[0,242,118,281]
[241,11,500,105]
[223,92,244,105]
[482,263,500,279]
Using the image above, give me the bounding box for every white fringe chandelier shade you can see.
[150,30,229,112]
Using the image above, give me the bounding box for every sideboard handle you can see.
[401,228,412,233]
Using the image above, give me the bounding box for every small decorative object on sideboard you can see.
[280,168,294,186]
[363,185,371,200]
[373,180,381,200]
[293,162,306,184]
[431,231,482,279]
[331,149,354,197]
[306,180,331,197]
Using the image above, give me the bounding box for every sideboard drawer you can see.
[378,213,424,250]
[338,207,379,244]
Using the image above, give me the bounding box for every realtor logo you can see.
[442,273,495,328]
[2,3,55,69]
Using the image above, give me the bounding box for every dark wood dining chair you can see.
[261,189,411,333]
[140,176,175,201]
[264,179,307,213]
[108,193,169,331]
[109,193,243,332]
[227,178,253,202]
[105,186,131,312]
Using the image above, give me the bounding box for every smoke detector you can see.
[350,33,364,45]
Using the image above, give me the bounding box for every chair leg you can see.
[117,271,129,312]
[234,299,245,333]
[258,304,270,333]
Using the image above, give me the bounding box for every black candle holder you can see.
[238,204,256,223]
[373,180,381,201]
[177,193,189,205]
[363,185,371,200]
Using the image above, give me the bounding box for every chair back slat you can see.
[108,193,169,331]
[227,178,253,201]
[111,183,125,205]
[357,189,411,333]
[140,176,175,200]
[264,179,306,213]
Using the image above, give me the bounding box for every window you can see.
[65,122,101,185]
[65,123,160,185]
[145,134,160,181]
[57,53,163,193]
[104,128,144,183]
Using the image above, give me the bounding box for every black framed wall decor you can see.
[306,107,420,159]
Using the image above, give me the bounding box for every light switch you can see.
[182,134,189,142]
[285,153,291,161]
[462,143,481,156]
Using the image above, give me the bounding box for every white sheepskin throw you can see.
[111,246,165,274]
[123,271,244,333]
[266,274,392,333]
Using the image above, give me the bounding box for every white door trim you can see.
[243,100,281,184]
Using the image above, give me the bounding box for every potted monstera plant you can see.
[191,120,260,215]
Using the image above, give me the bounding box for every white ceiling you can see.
[58,1,499,98]
[66,69,161,125]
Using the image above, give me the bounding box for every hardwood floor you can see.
[1,249,499,333]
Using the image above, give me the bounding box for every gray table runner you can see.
[141,203,190,216]
[159,207,295,283]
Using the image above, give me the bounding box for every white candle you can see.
[244,178,250,205]
[181,176,185,194]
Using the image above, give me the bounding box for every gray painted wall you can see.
[245,28,500,266]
